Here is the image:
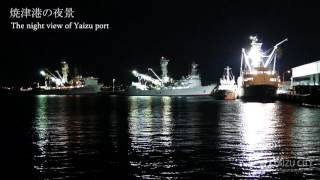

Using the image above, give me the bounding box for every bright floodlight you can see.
[248,48,262,67]
[55,79,63,86]
[249,36,258,42]
[40,70,46,76]
[132,70,138,75]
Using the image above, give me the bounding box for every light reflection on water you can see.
[30,96,320,179]
[240,103,278,176]
[33,96,71,177]
[34,96,48,166]
[128,96,173,150]
[128,96,176,179]
[216,101,320,178]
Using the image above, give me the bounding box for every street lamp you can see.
[282,70,291,82]
[112,78,115,92]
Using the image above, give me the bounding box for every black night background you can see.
[2,1,320,179]
[4,0,320,87]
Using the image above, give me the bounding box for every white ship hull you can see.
[126,85,215,96]
[35,85,103,95]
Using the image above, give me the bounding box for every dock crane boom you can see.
[132,70,162,87]
[264,38,288,67]
[148,68,163,84]
[55,70,64,83]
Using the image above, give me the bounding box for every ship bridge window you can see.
[270,78,277,82]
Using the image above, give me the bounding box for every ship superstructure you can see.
[127,57,215,96]
[237,36,288,99]
[214,66,237,100]
[37,61,102,95]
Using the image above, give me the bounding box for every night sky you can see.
[4,0,320,86]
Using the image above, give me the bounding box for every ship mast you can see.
[225,66,231,81]
[61,61,69,83]
[160,57,170,83]
[191,62,198,76]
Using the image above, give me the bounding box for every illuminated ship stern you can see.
[240,67,279,100]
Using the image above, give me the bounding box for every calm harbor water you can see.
[2,95,320,179]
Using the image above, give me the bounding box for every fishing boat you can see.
[237,36,287,100]
[214,66,237,100]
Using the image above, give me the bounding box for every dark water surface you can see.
[2,95,320,179]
